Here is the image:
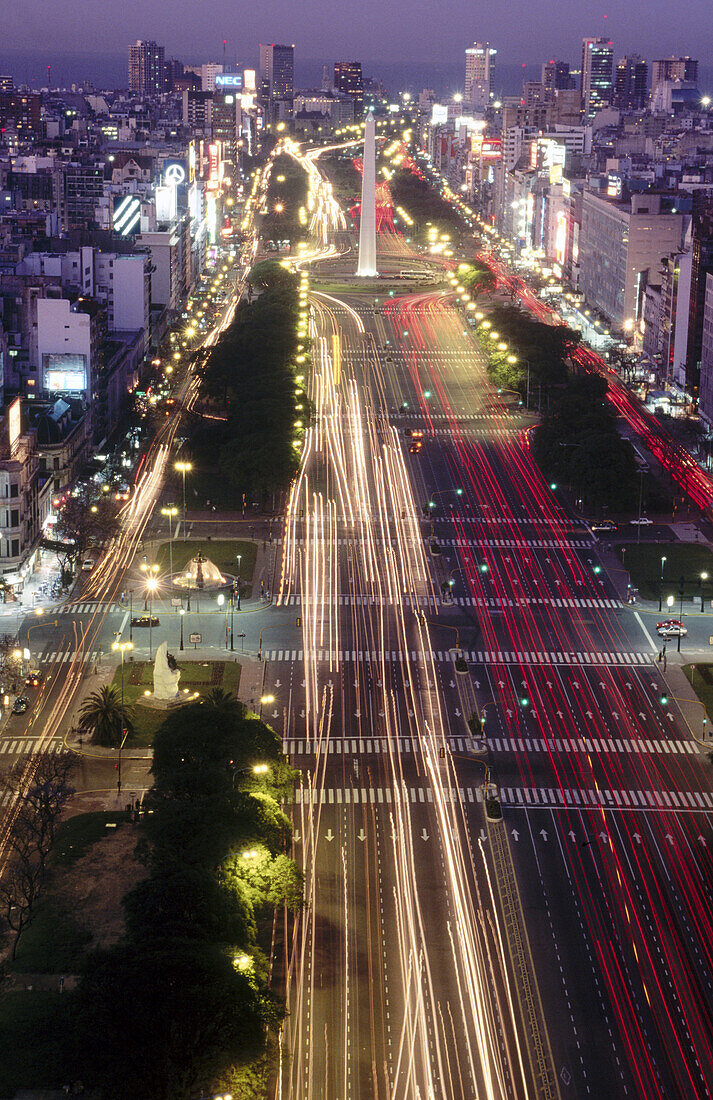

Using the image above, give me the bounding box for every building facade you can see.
[581,37,614,118]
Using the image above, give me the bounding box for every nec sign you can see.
[216,74,243,89]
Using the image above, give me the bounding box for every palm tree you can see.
[78,686,134,747]
[204,688,242,712]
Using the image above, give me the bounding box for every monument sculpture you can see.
[153,641,181,700]
[356,107,377,277]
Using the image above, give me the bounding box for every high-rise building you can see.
[334,62,364,116]
[613,55,648,111]
[581,37,614,117]
[651,56,698,95]
[164,58,184,93]
[128,40,165,95]
[259,43,294,111]
[542,61,575,93]
[465,43,496,113]
[0,75,13,93]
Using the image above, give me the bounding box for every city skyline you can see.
[4,0,713,73]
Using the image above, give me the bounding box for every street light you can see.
[146,577,158,659]
[174,461,192,540]
[659,555,667,612]
[111,638,133,791]
[700,571,709,613]
[161,506,178,579]
[179,607,185,651]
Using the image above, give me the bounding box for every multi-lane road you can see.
[269,201,713,1098]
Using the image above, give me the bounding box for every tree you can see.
[78,685,133,747]
[53,482,119,578]
[67,941,268,1100]
[0,753,77,959]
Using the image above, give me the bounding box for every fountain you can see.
[173,549,226,590]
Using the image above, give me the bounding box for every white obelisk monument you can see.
[356,108,377,276]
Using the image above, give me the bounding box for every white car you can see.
[657,623,687,638]
[630,517,653,526]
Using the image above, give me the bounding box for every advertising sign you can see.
[215,73,243,89]
[243,69,256,92]
[112,194,141,236]
[163,160,186,186]
[43,353,87,394]
[8,396,21,452]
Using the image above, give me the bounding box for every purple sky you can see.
[8,0,713,67]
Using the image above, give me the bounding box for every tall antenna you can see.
[222,39,227,71]
[47,64,51,89]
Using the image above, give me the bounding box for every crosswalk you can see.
[38,650,102,665]
[291,537,595,549]
[57,602,123,615]
[279,594,621,610]
[264,648,653,667]
[284,735,700,758]
[0,739,67,766]
[290,784,713,813]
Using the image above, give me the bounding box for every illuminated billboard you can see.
[8,397,21,452]
[216,73,243,89]
[243,69,256,92]
[113,194,141,236]
[43,354,87,394]
[163,160,187,185]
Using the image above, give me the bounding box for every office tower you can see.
[613,55,648,110]
[581,36,614,117]
[651,56,698,94]
[128,40,165,95]
[164,58,184,93]
[465,42,496,113]
[357,109,377,277]
[334,61,364,116]
[0,75,13,93]
[259,43,294,110]
[541,60,575,93]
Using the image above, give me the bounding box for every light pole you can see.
[146,577,158,659]
[175,461,192,541]
[236,554,242,610]
[217,593,228,649]
[140,562,159,609]
[179,607,185,651]
[161,506,178,580]
[111,638,133,793]
[659,555,667,612]
[700,571,709,613]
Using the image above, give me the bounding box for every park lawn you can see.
[11,895,92,973]
[0,991,70,1095]
[615,542,713,602]
[110,659,241,745]
[683,664,713,728]
[51,810,131,867]
[154,538,256,586]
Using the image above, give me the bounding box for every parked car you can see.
[657,620,687,637]
[12,697,29,715]
[131,614,160,627]
[630,517,653,526]
[24,669,44,687]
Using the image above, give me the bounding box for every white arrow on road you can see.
[272,709,279,718]
[357,829,366,842]
[511,829,520,841]
[474,680,481,688]
[421,828,430,841]
[599,831,609,843]
[275,679,282,687]
[325,829,335,842]
[546,681,553,688]
[355,710,361,718]
[506,709,513,718]
[301,679,305,687]
[612,712,619,719]
[498,680,505,688]
[449,680,456,688]
[293,831,301,842]
[586,711,593,718]
[539,829,548,841]
[698,836,707,846]
[455,707,461,717]
[378,710,384,717]
[568,831,576,842]
[573,681,580,689]
[633,833,642,844]
[665,834,674,845]
[480,829,487,842]
[556,711,564,718]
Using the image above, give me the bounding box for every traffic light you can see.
[479,563,489,573]
[550,482,558,491]
[660,693,669,706]
[520,696,530,708]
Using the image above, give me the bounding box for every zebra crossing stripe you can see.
[288,785,713,812]
[264,648,652,667]
[0,740,66,756]
[285,736,478,756]
[487,736,700,756]
[59,602,122,615]
[280,594,621,610]
[292,537,595,549]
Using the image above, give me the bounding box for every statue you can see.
[153,641,181,700]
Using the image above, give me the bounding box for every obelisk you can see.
[356,107,377,276]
